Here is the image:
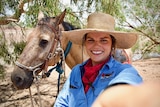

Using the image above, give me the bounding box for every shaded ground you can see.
[0,58,160,107]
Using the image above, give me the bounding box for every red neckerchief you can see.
[82,58,109,93]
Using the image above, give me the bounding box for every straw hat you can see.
[62,12,138,49]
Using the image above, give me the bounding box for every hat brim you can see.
[62,29,138,49]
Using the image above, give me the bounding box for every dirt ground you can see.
[0,58,160,107]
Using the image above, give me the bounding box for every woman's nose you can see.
[93,41,101,46]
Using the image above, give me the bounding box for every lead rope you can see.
[28,68,43,107]
[29,88,34,107]
[28,80,42,107]
[54,44,65,97]
[35,79,42,107]
[27,45,65,107]
[34,68,43,107]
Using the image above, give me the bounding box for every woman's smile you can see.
[91,50,103,55]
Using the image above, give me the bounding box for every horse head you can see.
[11,9,66,89]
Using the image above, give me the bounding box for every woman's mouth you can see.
[91,50,103,55]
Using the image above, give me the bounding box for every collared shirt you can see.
[54,56,143,107]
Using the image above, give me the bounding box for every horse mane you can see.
[62,21,79,31]
[39,16,78,31]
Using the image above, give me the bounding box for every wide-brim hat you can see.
[62,12,138,49]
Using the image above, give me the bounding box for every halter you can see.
[15,21,65,107]
[16,20,63,75]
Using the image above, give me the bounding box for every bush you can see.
[0,33,26,79]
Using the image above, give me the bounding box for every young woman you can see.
[54,12,142,107]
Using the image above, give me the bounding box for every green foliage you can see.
[0,34,12,64]
[1,0,17,13]
[157,46,160,53]
[13,41,26,60]
[21,0,63,27]
[120,0,160,56]
[0,33,26,78]
[131,40,140,53]
[0,64,5,79]
[0,34,11,78]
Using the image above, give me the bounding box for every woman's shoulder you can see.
[109,57,137,74]
[72,63,83,70]
[70,63,84,76]
[71,60,88,71]
[109,57,132,68]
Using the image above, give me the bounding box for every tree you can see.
[119,0,160,56]
[1,0,124,27]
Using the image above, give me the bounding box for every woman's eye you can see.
[86,39,94,43]
[101,39,108,44]
[39,39,48,48]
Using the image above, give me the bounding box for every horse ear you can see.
[56,9,66,25]
[38,11,45,21]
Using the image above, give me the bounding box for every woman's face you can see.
[84,32,112,66]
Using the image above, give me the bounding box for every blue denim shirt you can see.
[54,56,143,107]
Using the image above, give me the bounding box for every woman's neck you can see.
[91,56,110,66]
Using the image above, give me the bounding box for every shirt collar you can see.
[104,56,115,69]
[81,56,116,69]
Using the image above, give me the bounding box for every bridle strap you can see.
[15,61,44,71]
[41,23,62,75]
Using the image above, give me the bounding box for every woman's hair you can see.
[83,33,88,43]
[110,35,116,51]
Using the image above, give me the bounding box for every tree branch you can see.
[0,0,28,25]
[126,21,160,45]
[0,17,18,25]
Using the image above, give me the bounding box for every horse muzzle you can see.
[11,66,34,89]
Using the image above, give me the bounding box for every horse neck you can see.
[61,36,89,69]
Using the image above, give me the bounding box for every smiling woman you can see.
[54,11,142,107]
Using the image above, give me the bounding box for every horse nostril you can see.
[12,75,24,87]
[11,69,34,89]
[15,76,23,83]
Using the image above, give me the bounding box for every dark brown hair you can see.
[110,35,116,50]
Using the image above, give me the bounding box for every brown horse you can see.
[11,10,89,89]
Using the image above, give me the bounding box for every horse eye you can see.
[39,39,48,48]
